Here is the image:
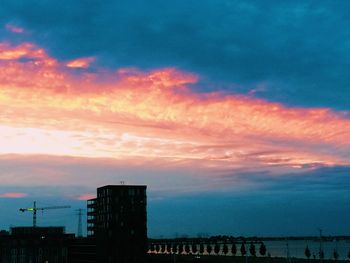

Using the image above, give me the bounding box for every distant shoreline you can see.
[149,236,350,242]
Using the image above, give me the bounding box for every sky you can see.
[0,0,350,237]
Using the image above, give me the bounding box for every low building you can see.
[0,226,73,263]
[68,237,96,263]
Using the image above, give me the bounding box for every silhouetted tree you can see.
[166,243,171,254]
[150,243,155,253]
[199,243,204,255]
[185,243,190,254]
[214,243,220,255]
[231,243,237,256]
[161,243,166,253]
[155,244,160,253]
[223,243,228,255]
[260,243,267,256]
[179,244,184,254]
[192,243,198,254]
[305,245,311,259]
[249,243,256,256]
[172,243,178,254]
[207,244,212,255]
[333,249,339,260]
[241,243,246,256]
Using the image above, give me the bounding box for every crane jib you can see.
[18,201,71,227]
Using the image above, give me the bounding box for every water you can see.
[264,240,350,260]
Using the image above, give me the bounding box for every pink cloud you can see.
[0,42,56,65]
[0,192,28,198]
[5,23,24,34]
[77,193,96,200]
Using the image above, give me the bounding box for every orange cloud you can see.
[0,42,33,60]
[66,57,95,68]
[0,40,349,175]
[0,192,28,198]
[0,42,56,65]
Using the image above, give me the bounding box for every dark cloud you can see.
[220,165,350,195]
[148,173,350,237]
[0,0,350,110]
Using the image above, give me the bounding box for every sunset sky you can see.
[0,1,349,237]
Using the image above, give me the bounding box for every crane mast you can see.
[19,201,71,227]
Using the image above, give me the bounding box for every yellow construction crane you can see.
[19,201,71,227]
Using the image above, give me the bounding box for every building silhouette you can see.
[0,226,73,263]
[87,185,147,263]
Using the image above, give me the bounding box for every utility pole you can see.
[76,208,85,237]
[286,239,291,263]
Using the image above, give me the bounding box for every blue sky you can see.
[0,0,349,237]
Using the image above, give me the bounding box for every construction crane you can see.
[19,201,71,227]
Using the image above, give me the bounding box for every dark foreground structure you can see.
[0,226,73,263]
[0,184,147,263]
[87,185,147,263]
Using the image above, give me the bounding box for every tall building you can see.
[87,185,147,263]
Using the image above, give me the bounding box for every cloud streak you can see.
[77,193,96,200]
[0,192,27,198]
[5,23,24,34]
[66,57,95,68]
[0,40,349,180]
